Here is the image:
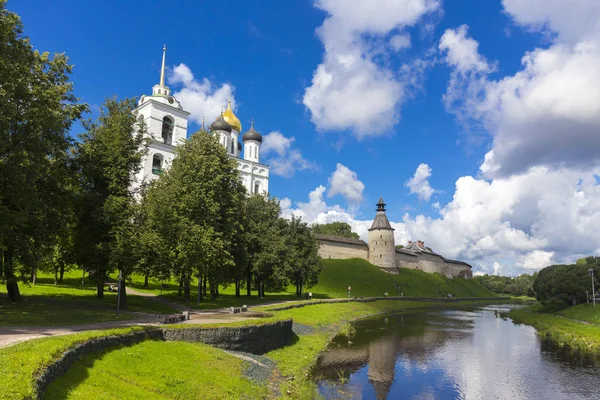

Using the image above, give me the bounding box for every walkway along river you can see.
[312,304,600,400]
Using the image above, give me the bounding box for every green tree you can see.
[533,263,600,304]
[0,1,86,301]
[245,195,287,298]
[283,216,323,296]
[141,131,245,303]
[311,222,359,239]
[72,98,146,304]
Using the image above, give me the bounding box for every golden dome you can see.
[222,100,242,132]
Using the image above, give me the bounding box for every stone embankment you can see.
[34,319,293,399]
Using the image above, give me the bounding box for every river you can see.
[312,305,600,400]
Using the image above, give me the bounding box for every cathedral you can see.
[132,46,270,194]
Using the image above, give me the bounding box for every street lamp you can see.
[589,269,596,307]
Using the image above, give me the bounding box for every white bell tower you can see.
[133,45,190,189]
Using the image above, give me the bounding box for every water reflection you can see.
[313,305,600,400]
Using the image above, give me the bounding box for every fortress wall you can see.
[447,262,473,279]
[317,241,369,261]
[414,252,447,275]
[395,252,420,270]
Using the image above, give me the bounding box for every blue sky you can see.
[12,0,600,275]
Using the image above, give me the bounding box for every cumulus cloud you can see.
[390,34,412,51]
[261,131,319,177]
[303,0,440,137]
[168,64,235,126]
[406,163,437,201]
[327,163,365,204]
[281,165,600,276]
[439,2,600,178]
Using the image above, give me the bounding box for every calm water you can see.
[313,305,600,400]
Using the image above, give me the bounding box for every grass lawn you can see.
[1,258,495,325]
[0,327,147,400]
[44,340,269,400]
[509,307,600,355]
[126,258,496,310]
[0,298,134,326]
[0,270,178,326]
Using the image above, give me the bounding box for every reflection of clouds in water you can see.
[316,307,599,400]
[433,310,597,400]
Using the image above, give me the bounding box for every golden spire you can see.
[222,99,242,132]
[159,44,166,86]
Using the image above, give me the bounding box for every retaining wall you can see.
[34,319,293,399]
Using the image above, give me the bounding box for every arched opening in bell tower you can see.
[161,116,174,145]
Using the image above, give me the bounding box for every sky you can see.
[12,0,600,276]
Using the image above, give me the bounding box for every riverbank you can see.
[0,298,507,399]
[509,304,600,356]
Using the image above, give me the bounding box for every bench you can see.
[229,305,248,314]
[156,314,187,324]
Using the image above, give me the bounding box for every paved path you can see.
[0,310,263,349]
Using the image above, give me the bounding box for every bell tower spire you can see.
[152,45,170,97]
[159,44,166,86]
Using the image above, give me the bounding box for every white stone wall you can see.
[317,241,369,261]
[238,161,269,195]
[368,229,396,270]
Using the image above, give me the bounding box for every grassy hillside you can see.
[312,258,496,298]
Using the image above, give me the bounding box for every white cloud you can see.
[261,131,318,177]
[327,163,365,204]
[281,165,600,276]
[439,25,491,73]
[303,0,440,137]
[406,163,437,201]
[390,34,412,51]
[516,250,555,270]
[502,0,600,45]
[439,5,600,179]
[168,64,235,126]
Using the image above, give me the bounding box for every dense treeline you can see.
[0,2,322,305]
[311,222,359,239]
[474,273,536,297]
[533,257,600,305]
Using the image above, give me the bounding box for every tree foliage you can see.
[311,222,359,239]
[72,98,146,302]
[140,132,245,303]
[533,261,600,304]
[283,216,322,296]
[0,1,86,301]
[474,273,536,297]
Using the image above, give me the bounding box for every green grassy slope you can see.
[312,258,496,298]
[44,341,269,399]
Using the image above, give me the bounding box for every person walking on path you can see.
[308,292,312,301]
[348,285,352,298]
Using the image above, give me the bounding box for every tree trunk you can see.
[235,279,240,297]
[30,266,37,285]
[4,248,21,302]
[96,269,105,298]
[216,283,219,297]
[119,275,127,309]
[59,264,65,282]
[144,274,149,288]
[183,274,191,303]
[203,277,207,297]
[246,272,252,297]
[54,267,58,285]
[198,275,203,301]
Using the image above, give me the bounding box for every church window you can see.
[162,116,174,145]
[152,154,164,175]
[380,235,382,238]
[231,141,234,154]
[380,254,382,258]
[254,182,260,194]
